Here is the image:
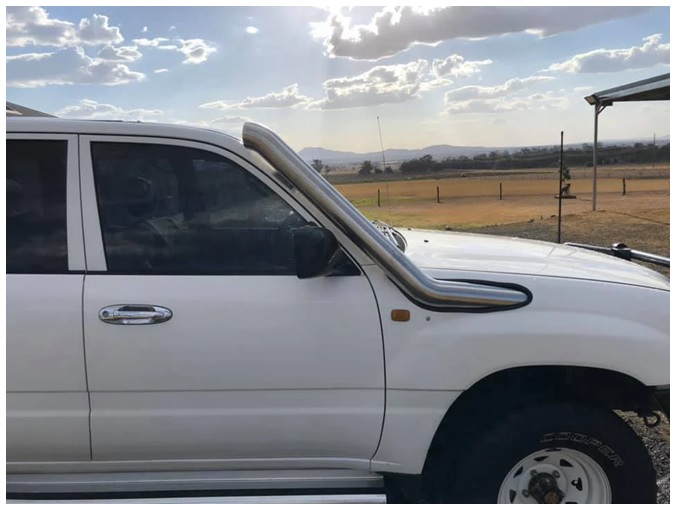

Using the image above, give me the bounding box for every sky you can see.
[5,5,672,152]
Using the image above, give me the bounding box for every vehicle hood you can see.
[403,229,669,291]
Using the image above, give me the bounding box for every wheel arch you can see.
[423,364,659,476]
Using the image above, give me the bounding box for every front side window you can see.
[91,142,308,274]
[7,140,68,273]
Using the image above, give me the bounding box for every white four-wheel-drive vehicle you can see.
[7,117,669,504]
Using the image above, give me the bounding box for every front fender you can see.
[366,266,669,474]
[385,268,669,390]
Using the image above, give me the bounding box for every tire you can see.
[428,402,656,504]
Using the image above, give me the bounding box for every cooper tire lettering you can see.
[540,432,625,467]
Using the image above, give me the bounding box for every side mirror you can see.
[291,226,340,279]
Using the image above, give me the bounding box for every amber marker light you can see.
[391,309,411,322]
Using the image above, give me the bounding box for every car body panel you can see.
[6,132,90,463]
[404,229,669,291]
[6,117,670,484]
[77,133,386,465]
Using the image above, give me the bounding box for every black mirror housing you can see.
[291,226,340,279]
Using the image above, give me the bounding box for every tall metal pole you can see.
[592,104,599,211]
[557,131,564,244]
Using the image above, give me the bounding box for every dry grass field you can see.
[337,176,669,228]
[334,166,670,273]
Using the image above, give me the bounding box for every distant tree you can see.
[323,165,333,175]
[400,154,437,174]
[311,159,324,173]
[359,160,374,175]
[374,167,383,174]
[384,166,394,174]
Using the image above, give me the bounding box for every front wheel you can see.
[430,402,656,503]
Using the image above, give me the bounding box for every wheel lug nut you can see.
[553,470,560,478]
[522,489,530,498]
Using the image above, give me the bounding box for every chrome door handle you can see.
[99,305,173,325]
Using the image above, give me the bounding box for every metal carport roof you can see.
[6,101,55,117]
[584,73,669,210]
[585,73,669,106]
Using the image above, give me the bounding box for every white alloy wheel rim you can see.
[497,447,612,504]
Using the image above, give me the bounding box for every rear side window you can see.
[7,140,69,274]
[91,142,308,275]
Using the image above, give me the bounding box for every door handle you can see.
[99,305,173,325]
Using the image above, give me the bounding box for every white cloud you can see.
[7,7,123,47]
[6,6,75,47]
[154,68,169,74]
[168,25,177,32]
[141,26,148,33]
[444,76,561,113]
[76,14,123,46]
[311,59,430,109]
[246,26,259,34]
[199,53,489,112]
[132,37,170,47]
[175,39,217,64]
[444,76,554,102]
[549,33,670,73]
[7,46,145,88]
[56,99,162,120]
[312,6,650,60]
[212,115,251,123]
[423,54,493,89]
[200,84,312,110]
[445,92,568,114]
[132,37,216,64]
[432,54,492,79]
[97,45,142,62]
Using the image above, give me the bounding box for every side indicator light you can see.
[391,309,411,322]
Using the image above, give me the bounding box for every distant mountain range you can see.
[299,136,670,165]
[299,145,489,164]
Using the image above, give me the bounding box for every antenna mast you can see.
[377,116,392,219]
[377,116,387,171]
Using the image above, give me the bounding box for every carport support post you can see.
[592,103,600,211]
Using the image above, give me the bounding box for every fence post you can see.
[499,182,503,200]
[377,189,381,207]
[622,178,626,196]
[436,186,440,204]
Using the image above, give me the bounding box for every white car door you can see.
[6,134,90,462]
[80,136,385,466]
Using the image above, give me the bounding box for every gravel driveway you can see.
[620,411,669,504]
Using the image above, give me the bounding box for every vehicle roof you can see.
[6,117,245,153]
